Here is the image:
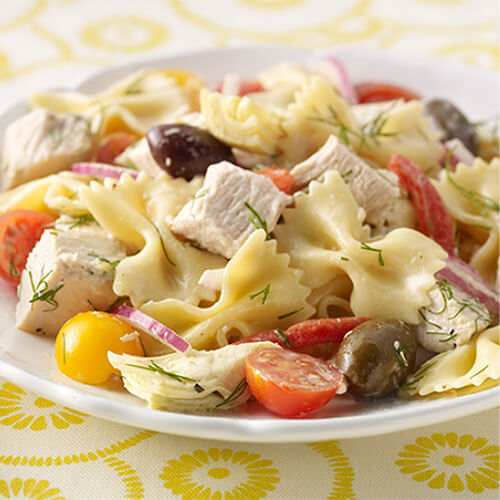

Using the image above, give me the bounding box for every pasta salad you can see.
[0,57,498,418]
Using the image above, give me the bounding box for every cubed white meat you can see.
[16,219,126,336]
[291,135,415,235]
[1,109,93,190]
[115,137,162,177]
[415,280,492,353]
[172,162,291,258]
[445,138,475,167]
[198,268,225,291]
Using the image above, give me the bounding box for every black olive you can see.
[424,99,479,155]
[146,124,235,180]
[335,319,416,398]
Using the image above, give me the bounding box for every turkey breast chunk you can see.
[115,137,163,177]
[1,109,93,190]
[172,162,291,258]
[16,218,126,336]
[291,135,415,235]
[415,280,492,353]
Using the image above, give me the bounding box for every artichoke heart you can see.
[109,341,277,412]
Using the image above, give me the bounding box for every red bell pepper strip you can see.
[237,317,369,349]
[387,154,456,255]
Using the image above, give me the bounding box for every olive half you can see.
[335,319,416,398]
[424,98,479,155]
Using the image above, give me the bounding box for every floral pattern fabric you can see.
[0,1,498,498]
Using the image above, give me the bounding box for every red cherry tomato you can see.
[355,82,420,104]
[216,78,264,96]
[258,167,294,194]
[245,348,344,417]
[96,132,139,164]
[388,154,456,255]
[238,317,369,349]
[0,210,55,285]
[239,80,264,96]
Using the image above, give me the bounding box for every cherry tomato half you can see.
[95,132,139,164]
[55,312,145,385]
[258,167,294,194]
[245,348,343,417]
[355,82,420,104]
[0,209,55,285]
[216,78,264,96]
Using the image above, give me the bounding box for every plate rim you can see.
[0,45,498,443]
[0,355,498,443]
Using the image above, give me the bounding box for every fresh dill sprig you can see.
[360,242,384,266]
[399,361,437,392]
[60,214,96,229]
[148,220,176,267]
[418,309,443,330]
[470,364,489,379]
[358,101,398,150]
[249,284,271,304]
[245,202,270,240]
[340,169,352,183]
[444,149,499,214]
[138,336,147,357]
[277,307,304,320]
[125,361,196,382]
[275,328,295,348]
[393,340,411,367]
[88,253,121,271]
[28,268,64,312]
[309,104,360,146]
[215,379,248,408]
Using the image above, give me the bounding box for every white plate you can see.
[0,46,498,443]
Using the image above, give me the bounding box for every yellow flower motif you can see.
[0,477,66,499]
[0,382,86,431]
[81,17,168,53]
[396,432,500,494]
[307,441,356,499]
[240,0,305,9]
[160,448,280,499]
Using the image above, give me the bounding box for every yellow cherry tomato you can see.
[55,311,144,385]
[162,69,206,111]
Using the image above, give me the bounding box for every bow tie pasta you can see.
[433,158,499,285]
[79,172,224,307]
[275,170,447,323]
[401,326,499,396]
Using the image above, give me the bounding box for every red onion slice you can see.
[71,162,139,180]
[437,256,499,314]
[324,56,358,105]
[111,305,190,352]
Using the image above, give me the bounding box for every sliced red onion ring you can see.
[71,162,138,180]
[324,56,358,105]
[437,256,499,314]
[111,305,190,352]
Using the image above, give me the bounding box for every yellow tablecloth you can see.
[0,1,498,499]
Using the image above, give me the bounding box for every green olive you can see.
[424,99,479,155]
[335,319,416,398]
